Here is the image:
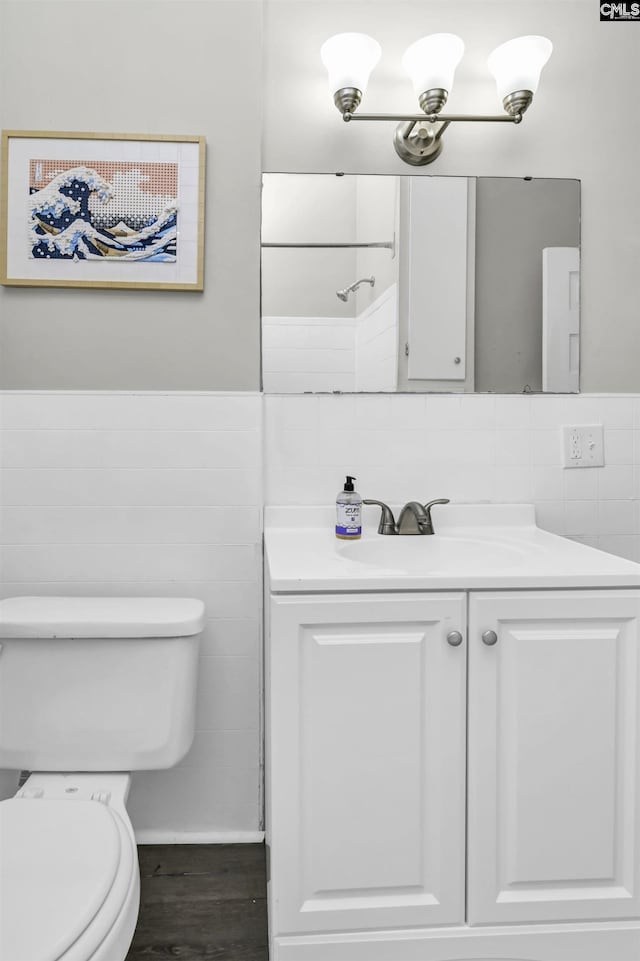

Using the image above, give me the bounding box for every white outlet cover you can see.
[562,424,604,468]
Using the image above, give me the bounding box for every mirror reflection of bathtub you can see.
[261,174,580,395]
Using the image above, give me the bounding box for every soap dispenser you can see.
[336,475,362,540]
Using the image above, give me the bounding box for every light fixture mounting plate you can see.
[393,122,443,166]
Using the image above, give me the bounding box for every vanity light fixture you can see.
[320,32,552,166]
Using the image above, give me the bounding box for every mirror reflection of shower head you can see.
[336,276,375,302]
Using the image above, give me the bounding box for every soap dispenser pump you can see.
[336,475,362,540]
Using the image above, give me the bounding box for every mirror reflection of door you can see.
[261,174,580,395]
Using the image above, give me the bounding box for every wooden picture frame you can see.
[0,130,205,291]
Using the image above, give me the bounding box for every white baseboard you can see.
[273,921,640,961]
[134,830,265,844]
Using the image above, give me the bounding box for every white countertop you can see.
[264,504,640,593]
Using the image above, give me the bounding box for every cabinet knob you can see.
[481,629,498,646]
[447,630,463,647]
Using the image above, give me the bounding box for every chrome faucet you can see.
[363,498,450,535]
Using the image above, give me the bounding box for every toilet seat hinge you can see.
[18,787,44,799]
[91,790,112,805]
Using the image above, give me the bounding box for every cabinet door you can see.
[467,589,640,925]
[267,592,466,935]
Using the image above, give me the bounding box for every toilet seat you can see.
[0,797,136,961]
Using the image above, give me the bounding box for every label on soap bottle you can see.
[336,502,362,537]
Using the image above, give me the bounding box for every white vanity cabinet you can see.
[266,585,640,960]
[467,589,640,926]
[266,592,468,935]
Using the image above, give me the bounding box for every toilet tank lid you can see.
[0,596,205,638]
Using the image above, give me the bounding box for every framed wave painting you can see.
[0,131,205,290]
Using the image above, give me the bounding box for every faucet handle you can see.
[363,499,397,535]
[423,498,450,511]
[422,498,450,534]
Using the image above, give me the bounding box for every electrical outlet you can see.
[562,424,604,468]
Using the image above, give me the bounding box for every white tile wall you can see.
[355,285,398,392]
[3,389,640,842]
[264,393,640,563]
[262,286,398,395]
[0,391,263,842]
[262,316,356,393]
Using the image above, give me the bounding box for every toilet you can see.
[0,595,205,961]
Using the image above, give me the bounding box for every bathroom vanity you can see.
[264,505,640,961]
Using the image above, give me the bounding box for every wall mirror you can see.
[261,173,580,394]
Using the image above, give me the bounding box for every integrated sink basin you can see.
[335,531,531,572]
[265,503,640,592]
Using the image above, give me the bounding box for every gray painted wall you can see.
[0,0,262,390]
[261,174,397,319]
[261,174,359,318]
[2,0,640,392]
[263,0,640,394]
[474,177,580,392]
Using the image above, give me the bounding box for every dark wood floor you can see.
[126,843,268,960]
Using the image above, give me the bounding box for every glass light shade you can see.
[320,32,381,95]
[488,35,552,101]
[402,33,465,97]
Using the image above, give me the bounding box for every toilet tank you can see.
[0,596,204,771]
